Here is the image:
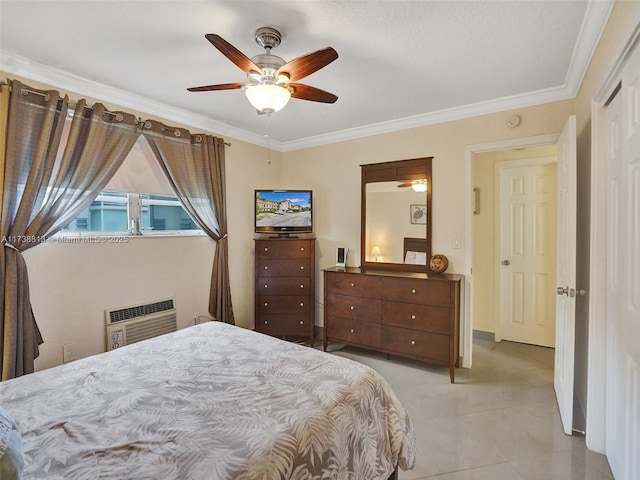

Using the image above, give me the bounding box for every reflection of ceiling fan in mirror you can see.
[187,27,339,114]
[397,179,428,192]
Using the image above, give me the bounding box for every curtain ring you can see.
[174,129,181,137]
[115,113,124,122]
[195,135,202,143]
[144,121,152,129]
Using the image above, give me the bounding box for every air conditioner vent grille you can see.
[108,298,175,324]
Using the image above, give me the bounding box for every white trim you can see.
[463,134,560,369]
[0,1,611,153]
[587,18,640,457]
[563,0,614,96]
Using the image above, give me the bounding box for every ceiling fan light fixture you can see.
[411,180,427,192]
[245,84,291,114]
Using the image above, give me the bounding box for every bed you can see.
[0,321,415,479]
[403,237,427,265]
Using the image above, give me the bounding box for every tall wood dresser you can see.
[323,267,462,382]
[255,238,315,346]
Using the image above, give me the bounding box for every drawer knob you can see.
[300,247,305,251]
[350,328,355,334]
[264,320,268,324]
[411,289,417,294]
[350,305,355,311]
[411,340,416,346]
[300,284,304,289]
[300,302,305,307]
[264,266,268,270]
[299,321,304,325]
[350,283,355,287]
[264,284,268,288]
[264,302,268,307]
[411,314,416,320]
[264,247,268,251]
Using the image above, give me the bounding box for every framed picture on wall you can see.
[410,204,427,224]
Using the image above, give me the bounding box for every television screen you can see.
[255,190,313,236]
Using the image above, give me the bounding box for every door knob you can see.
[557,286,569,296]
[501,259,510,266]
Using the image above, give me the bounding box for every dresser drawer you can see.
[257,314,310,335]
[256,240,312,258]
[382,301,450,334]
[258,295,311,313]
[326,316,381,348]
[325,272,382,299]
[382,277,451,307]
[258,259,311,277]
[257,276,310,295]
[326,293,382,322]
[381,326,450,363]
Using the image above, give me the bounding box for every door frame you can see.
[463,133,559,367]
[493,157,558,345]
[588,21,640,455]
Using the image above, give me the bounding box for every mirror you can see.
[360,157,432,272]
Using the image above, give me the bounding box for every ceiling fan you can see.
[187,27,339,114]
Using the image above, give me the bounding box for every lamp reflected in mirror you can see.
[370,245,383,262]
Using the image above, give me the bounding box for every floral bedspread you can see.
[1,322,415,479]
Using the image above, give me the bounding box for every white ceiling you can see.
[0,1,612,151]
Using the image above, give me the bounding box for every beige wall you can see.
[281,101,574,329]
[2,72,281,370]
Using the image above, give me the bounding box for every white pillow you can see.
[404,250,427,265]
[0,406,24,480]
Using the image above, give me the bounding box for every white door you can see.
[554,115,577,436]
[605,42,640,480]
[498,160,557,347]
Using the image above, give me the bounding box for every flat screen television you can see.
[255,189,313,237]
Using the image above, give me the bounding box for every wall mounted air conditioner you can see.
[105,297,177,351]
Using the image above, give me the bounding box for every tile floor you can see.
[328,337,614,480]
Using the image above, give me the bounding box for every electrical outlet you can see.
[62,344,73,363]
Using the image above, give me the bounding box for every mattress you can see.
[0,321,415,479]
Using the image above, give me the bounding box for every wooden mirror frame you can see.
[360,157,433,272]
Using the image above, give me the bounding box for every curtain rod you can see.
[2,80,231,146]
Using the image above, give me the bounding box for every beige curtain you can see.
[142,121,234,324]
[1,80,141,380]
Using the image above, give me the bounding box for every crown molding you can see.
[563,0,614,97]
[0,1,611,153]
[280,84,575,152]
[0,52,280,150]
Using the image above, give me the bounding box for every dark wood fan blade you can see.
[276,47,338,82]
[205,34,262,74]
[289,83,338,103]
[187,83,244,92]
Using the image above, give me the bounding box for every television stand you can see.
[254,238,316,346]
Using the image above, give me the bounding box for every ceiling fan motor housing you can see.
[249,53,286,84]
[254,27,282,50]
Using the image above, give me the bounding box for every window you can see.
[58,130,202,236]
[61,192,200,234]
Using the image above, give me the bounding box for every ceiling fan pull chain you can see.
[265,114,271,165]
